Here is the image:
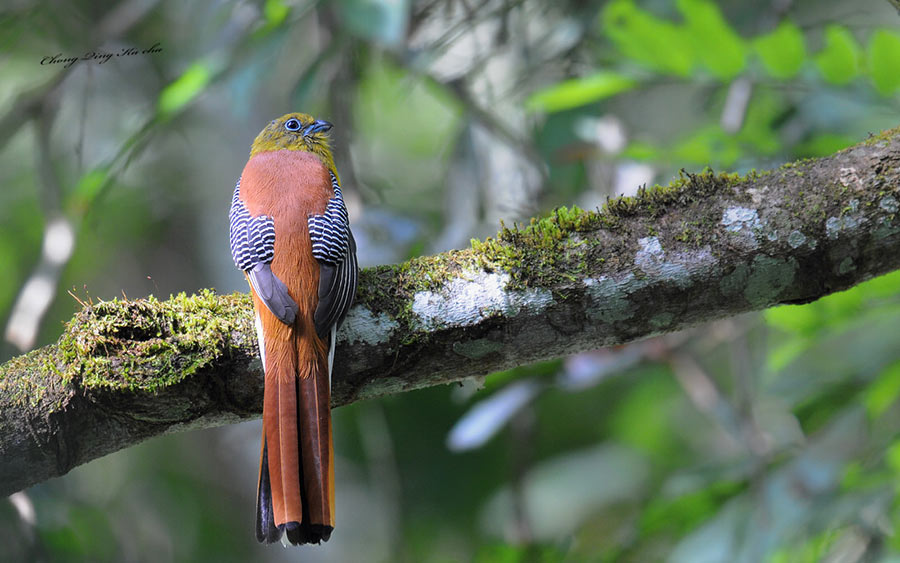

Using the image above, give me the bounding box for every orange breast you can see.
[240,150,332,221]
[239,150,333,347]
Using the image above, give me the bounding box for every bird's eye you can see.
[284,119,301,132]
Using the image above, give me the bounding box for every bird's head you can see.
[250,113,336,170]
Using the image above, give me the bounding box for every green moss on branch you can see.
[54,290,252,393]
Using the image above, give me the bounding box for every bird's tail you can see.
[256,321,334,545]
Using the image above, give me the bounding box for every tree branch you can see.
[3,128,900,495]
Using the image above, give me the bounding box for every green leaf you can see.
[608,370,681,460]
[622,141,660,160]
[792,133,856,158]
[765,303,817,335]
[71,168,109,208]
[769,529,846,563]
[767,337,810,372]
[886,439,900,473]
[337,0,409,46]
[526,72,637,112]
[864,361,900,418]
[815,25,861,85]
[737,90,781,154]
[356,60,460,157]
[765,270,900,375]
[263,0,290,26]
[840,460,863,491]
[474,544,530,563]
[753,20,806,79]
[859,269,900,299]
[670,125,742,167]
[475,543,569,563]
[765,280,865,336]
[291,50,334,109]
[0,237,19,313]
[677,0,746,80]
[602,0,695,76]
[157,62,213,118]
[868,29,900,96]
[639,480,743,537]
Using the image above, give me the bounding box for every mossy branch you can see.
[3,128,900,496]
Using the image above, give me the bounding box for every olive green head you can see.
[250,113,336,170]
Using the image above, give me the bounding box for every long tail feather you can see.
[255,440,280,543]
[296,353,334,539]
[256,325,334,545]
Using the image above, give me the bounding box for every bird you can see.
[228,113,358,545]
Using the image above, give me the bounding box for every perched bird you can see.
[229,113,358,545]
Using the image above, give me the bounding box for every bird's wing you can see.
[229,179,299,325]
[309,172,358,337]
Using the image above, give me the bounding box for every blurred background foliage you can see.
[1,0,900,561]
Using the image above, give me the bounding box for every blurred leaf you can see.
[868,29,900,96]
[475,543,569,563]
[602,0,695,76]
[669,498,746,563]
[811,387,872,432]
[355,58,461,172]
[639,480,744,537]
[41,504,117,560]
[892,511,900,552]
[753,20,806,79]
[792,133,856,158]
[766,285,863,336]
[861,270,900,298]
[765,270,900,387]
[482,360,562,393]
[678,410,864,561]
[671,125,742,167]
[70,167,109,210]
[737,90,781,154]
[622,141,660,161]
[886,439,900,473]
[678,0,746,80]
[609,372,681,460]
[481,444,649,541]
[447,380,541,451]
[815,25,861,85]
[767,337,810,372]
[840,460,864,491]
[474,543,530,563]
[0,237,17,312]
[157,62,213,118]
[765,270,900,336]
[864,361,900,418]
[291,50,334,109]
[337,0,409,46]
[39,525,83,559]
[252,0,292,37]
[263,0,290,26]
[768,529,844,563]
[526,72,637,113]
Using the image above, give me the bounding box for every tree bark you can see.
[2,127,900,496]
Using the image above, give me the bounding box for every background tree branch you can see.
[2,127,900,497]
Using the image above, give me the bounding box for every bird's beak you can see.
[304,120,333,136]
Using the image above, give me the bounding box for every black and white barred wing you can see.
[309,173,358,337]
[229,179,298,325]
